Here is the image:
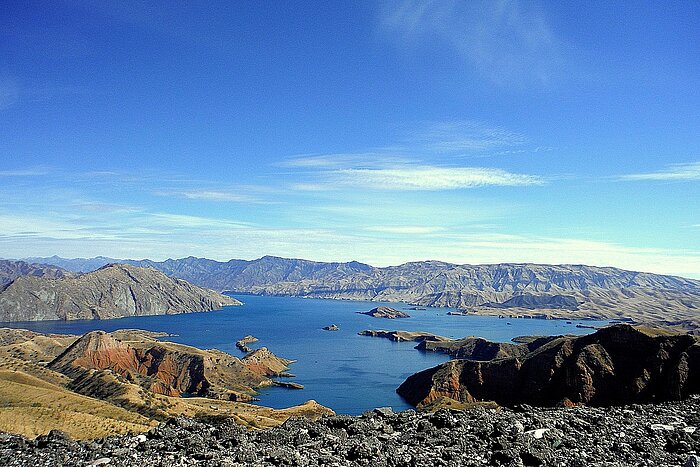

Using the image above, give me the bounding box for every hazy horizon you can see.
[1,2,698,278]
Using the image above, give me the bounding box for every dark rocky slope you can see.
[0,264,239,321]
[2,398,700,466]
[398,325,700,409]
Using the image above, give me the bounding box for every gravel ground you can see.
[2,397,700,466]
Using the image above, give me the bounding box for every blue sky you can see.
[1,1,699,277]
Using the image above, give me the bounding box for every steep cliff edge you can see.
[397,324,700,408]
[0,264,240,321]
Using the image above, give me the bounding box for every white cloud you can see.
[381,0,562,86]
[179,190,261,203]
[280,152,411,169]
[619,162,700,181]
[365,226,447,234]
[331,166,544,190]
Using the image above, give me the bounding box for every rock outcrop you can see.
[0,264,239,321]
[398,324,700,408]
[415,335,560,359]
[358,307,410,319]
[235,335,258,353]
[358,330,448,343]
[48,330,292,400]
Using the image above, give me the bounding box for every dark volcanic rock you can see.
[2,397,700,466]
[358,307,410,319]
[398,324,700,409]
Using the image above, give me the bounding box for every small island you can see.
[357,306,410,319]
[236,335,259,353]
[322,324,339,331]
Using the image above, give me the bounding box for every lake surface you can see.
[1,295,608,414]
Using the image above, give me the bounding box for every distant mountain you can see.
[23,255,120,273]
[0,263,239,321]
[26,255,700,327]
[0,259,68,289]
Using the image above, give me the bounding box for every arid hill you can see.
[0,328,332,439]
[397,324,700,408]
[0,263,239,321]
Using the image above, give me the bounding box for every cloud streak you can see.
[330,166,544,190]
[365,225,447,234]
[619,162,700,182]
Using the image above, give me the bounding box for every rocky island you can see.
[358,330,448,343]
[358,306,410,319]
[0,262,240,321]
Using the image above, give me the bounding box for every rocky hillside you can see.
[0,264,239,321]
[28,255,700,327]
[49,330,294,401]
[0,328,331,440]
[398,324,700,409]
[2,398,700,466]
[0,260,68,289]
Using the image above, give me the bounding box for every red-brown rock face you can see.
[49,330,290,400]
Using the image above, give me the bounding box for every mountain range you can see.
[21,255,700,328]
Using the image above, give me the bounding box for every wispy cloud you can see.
[0,167,50,177]
[406,121,526,153]
[619,162,700,181]
[0,78,20,110]
[328,165,544,191]
[280,152,412,169]
[168,190,264,204]
[381,0,561,86]
[365,225,446,234]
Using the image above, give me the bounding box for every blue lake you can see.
[0,295,608,415]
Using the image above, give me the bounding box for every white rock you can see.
[511,421,525,435]
[87,458,111,466]
[525,428,549,439]
[650,424,675,431]
[133,434,147,443]
[684,427,697,434]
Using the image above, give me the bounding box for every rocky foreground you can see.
[2,398,700,466]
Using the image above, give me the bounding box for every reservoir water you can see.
[1,294,608,414]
